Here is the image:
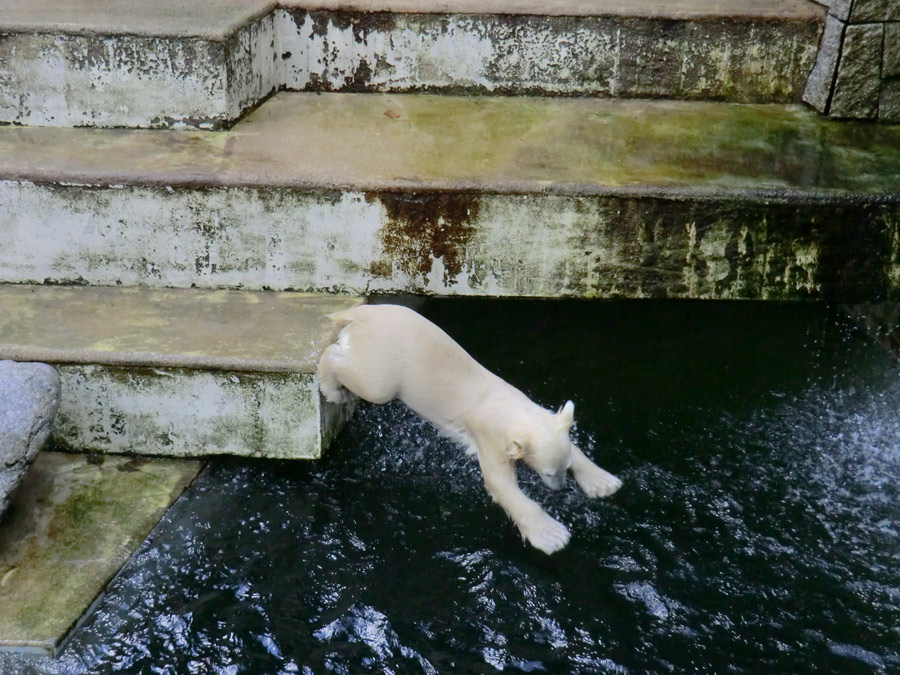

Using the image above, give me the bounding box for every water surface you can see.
[6,300,900,673]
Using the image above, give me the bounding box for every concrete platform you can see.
[0,0,824,128]
[1,92,899,302]
[0,451,201,656]
[0,286,361,458]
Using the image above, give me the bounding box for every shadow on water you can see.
[6,300,900,674]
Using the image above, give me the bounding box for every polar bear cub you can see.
[317,304,622,554]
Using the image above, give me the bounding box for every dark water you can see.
[9,300,900,674]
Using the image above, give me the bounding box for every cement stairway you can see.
[0,0,897,658]
[0,0,825,128]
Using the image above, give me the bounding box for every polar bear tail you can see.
[327,309,357,331]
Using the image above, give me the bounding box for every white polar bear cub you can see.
[317,304,622,554]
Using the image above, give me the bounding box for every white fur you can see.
[318,304,622,554]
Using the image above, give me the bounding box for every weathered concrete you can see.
[0,0,824,128]
[285,0,826,19]
[277,7,822,102]
[0,451,200,655]
[3,93,900,196]
[0,286,361,458]
[0,15,281,130]
[0,362,60,518]
[0,0,271,37]
[0,0,827,27]
[0,93,899,301]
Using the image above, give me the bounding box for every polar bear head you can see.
[508,400,576,490]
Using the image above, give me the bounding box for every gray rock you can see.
[817,0,854,21]
[830,23,884,118]
[803,14,846,113]
[881,79,900,122]
[850,0,900,21]
[0,361,61,518]
[884,24,900,79]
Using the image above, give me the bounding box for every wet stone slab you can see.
[0,452,201,656]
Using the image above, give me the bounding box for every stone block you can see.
[851,0,900,21]
[0,362,60,518]
[817,0,854,21]
[830,23,884,118]
[803,14,846,112]
[885,23,900,78]
[881,78,900,122]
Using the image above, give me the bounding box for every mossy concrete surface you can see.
[0,452,201,656]
[0,286,357,373]
[0,286,361,458]
[1,93,899,301]
[3,92,900,196]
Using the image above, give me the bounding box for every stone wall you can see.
[805,0,900,121]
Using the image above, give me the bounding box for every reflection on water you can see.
[5,300,900,674]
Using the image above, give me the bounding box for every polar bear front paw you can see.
[573,463,623,499]
[518,510,571,555]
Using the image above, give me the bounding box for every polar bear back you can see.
[329,304,499,422]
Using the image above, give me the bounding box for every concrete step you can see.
[0,451,201,656]
[1,92,899,302]
[0,286,360,458]
[0,0,825,128]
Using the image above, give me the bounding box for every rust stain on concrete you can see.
[369,192,480,284]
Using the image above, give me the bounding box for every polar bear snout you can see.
[539,468,568,491]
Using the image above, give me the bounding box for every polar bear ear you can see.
[507,439,527,461]
[557,400,575,430]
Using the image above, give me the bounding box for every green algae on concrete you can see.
[3,93,900,198]
[0,452,201,656]
[0,286,358,373]
[1,93,900,301]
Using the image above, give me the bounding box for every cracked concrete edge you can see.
[0,347,319,375]
[0,0,827,37]
[48,365,352,459]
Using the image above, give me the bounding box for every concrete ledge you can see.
[0,0,826,31]
[0,14,279,130]
[0,452,201,656]
[52,366,341,459]
[0,0,824,128]
[0,286,361,458]
[0,93,898,302]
